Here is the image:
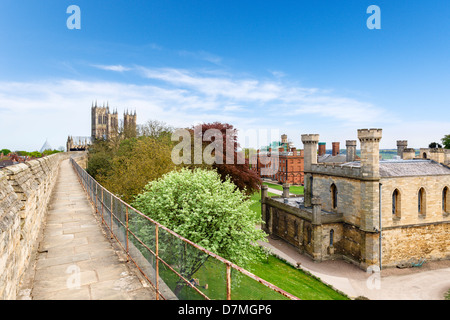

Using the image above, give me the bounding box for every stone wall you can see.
[382,223,450,267]
[0,153,69,299]
[311,174,362,226]
[263,197,344,262]
[380,175,450,228]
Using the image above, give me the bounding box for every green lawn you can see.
[249,191,277,220]
[159,253,349,300]
[245,190,348,300]
[247,255,349,300]
[263,182,304,195]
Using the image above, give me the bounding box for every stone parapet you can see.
[0,153,69,299]
[309,163,363,180]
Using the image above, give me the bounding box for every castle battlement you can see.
[357,128,382,141]
[310,163,362,179]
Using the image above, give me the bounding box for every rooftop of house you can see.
[340,159,450,177]
[318,154,347,163]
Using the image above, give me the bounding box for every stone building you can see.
[91,102,137,140]
[262,128,450,270]
[253,134,305,185]
[66,136,91,151]
[91,102,119,140]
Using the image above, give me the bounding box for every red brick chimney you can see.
[292,147,297,156]
[318,142,326,157]
[332,142,340,156]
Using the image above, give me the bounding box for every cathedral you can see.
[91,101,137,140]
[66,102,137,151]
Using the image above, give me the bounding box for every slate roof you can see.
[341,159,450,177]
[379,160,450,177]
[319,154,347,163]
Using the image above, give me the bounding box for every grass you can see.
[244,189,348,301]
[249,191,277,220]
[247,255,349,300]
[159,253,348,300]
[263,182,304,195]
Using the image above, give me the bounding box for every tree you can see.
[429,142,442,148]
[138,119,174,143]
[0,149,11,155]
[100,136,176,203]
[86,139,114,180]
[442,135,450,149]
[132,168,267,296]
[187,122,261,195]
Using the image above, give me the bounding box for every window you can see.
[330,229,334,246]
[443,187,449,213]
[418,188,426,216]
[392,189,401,218]
[331,184,338,209]
[307,227,312,244]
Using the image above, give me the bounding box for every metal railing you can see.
[70,157,299,300]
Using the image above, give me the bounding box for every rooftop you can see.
[340,159,450,177]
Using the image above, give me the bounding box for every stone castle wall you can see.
[380,175,450,266]
[382,223,450,267]
[380,175,450,228]
[0,153,70,299]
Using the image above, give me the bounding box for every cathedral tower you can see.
[123,109,137,138]
[91,102,134,140]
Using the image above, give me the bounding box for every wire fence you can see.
[70,157,299,300]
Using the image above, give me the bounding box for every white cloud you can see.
[2,66,427,151]
[178,50,223,65]
[92,64,131,72]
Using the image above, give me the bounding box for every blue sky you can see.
[0,0,449,151]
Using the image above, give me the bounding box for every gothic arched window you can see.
[392,189,401,218]
[443,187,449,213]
[307,226,312,245]
[330,184,338,209]
[418,188,426,217]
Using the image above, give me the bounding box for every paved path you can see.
[18,159,155,300]
[261,236,450,300]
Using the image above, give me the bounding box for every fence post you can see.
[226,263,231,300]
[101,188,104,224]
[110,195,114,239]
[95,183,97,214]
[126,206,129,262]
[155,225,160,300]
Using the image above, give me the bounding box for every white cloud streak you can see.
[92,64,131,72]
[1,66,425,151]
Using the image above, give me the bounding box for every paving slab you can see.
[17,159,156,300]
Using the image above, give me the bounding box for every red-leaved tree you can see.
[188,122,261,195]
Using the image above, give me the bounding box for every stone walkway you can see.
[18,159,155,300]
[261,236,450,300]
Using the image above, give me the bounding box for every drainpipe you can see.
[379,183,382,270]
